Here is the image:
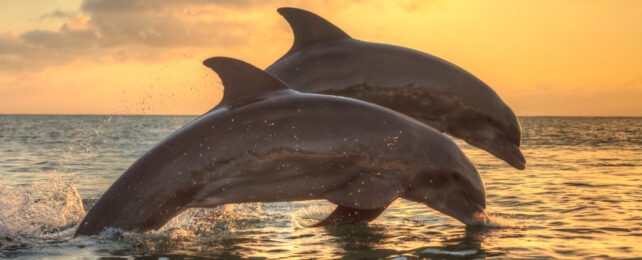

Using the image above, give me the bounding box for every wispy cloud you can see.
[39,9,77,20]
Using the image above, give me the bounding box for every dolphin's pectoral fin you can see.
[310,205,388,227]
[325,171,404,210]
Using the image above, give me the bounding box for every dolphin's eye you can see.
[450,172,460,181]
[485,116,494,123]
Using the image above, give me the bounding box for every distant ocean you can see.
[1,115,640,259]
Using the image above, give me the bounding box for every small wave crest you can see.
[419,248,478,257]
[0,178,85,246]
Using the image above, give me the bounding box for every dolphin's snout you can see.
[461,128,526,170]
[504,143,526,170]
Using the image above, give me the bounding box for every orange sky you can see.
[0,0,640,116]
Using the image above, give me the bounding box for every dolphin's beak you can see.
[464,130,526,170]
[484,136,525,170]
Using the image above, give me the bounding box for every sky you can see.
[0,0,640,116]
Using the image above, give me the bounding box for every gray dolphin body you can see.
[266,8,526,170]
[75,57,487,236]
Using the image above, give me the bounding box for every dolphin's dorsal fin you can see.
[278,7,350,55]
[203,57,289,107]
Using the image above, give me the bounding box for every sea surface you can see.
[0,115,640,259]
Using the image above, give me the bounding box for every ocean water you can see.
[0,115,640,259]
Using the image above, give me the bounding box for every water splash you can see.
[156,207,223,239]
[88,204,273,256]
[485,214,526,229]
[0,179,85,246]
[291,204,336,229]
[123,203,268,239]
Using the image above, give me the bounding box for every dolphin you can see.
[75,57,488,236]
[266,7,526,170]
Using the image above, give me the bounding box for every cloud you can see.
[80,0,268,13]
[39,9,76,20]
[0,32,25,54]
[21,29,97,50]
[86,11,250,48]
[78,0,274,48]
[0,1,269,71]
[0,14,99,70]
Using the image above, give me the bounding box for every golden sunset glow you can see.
[1,0,641,116]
